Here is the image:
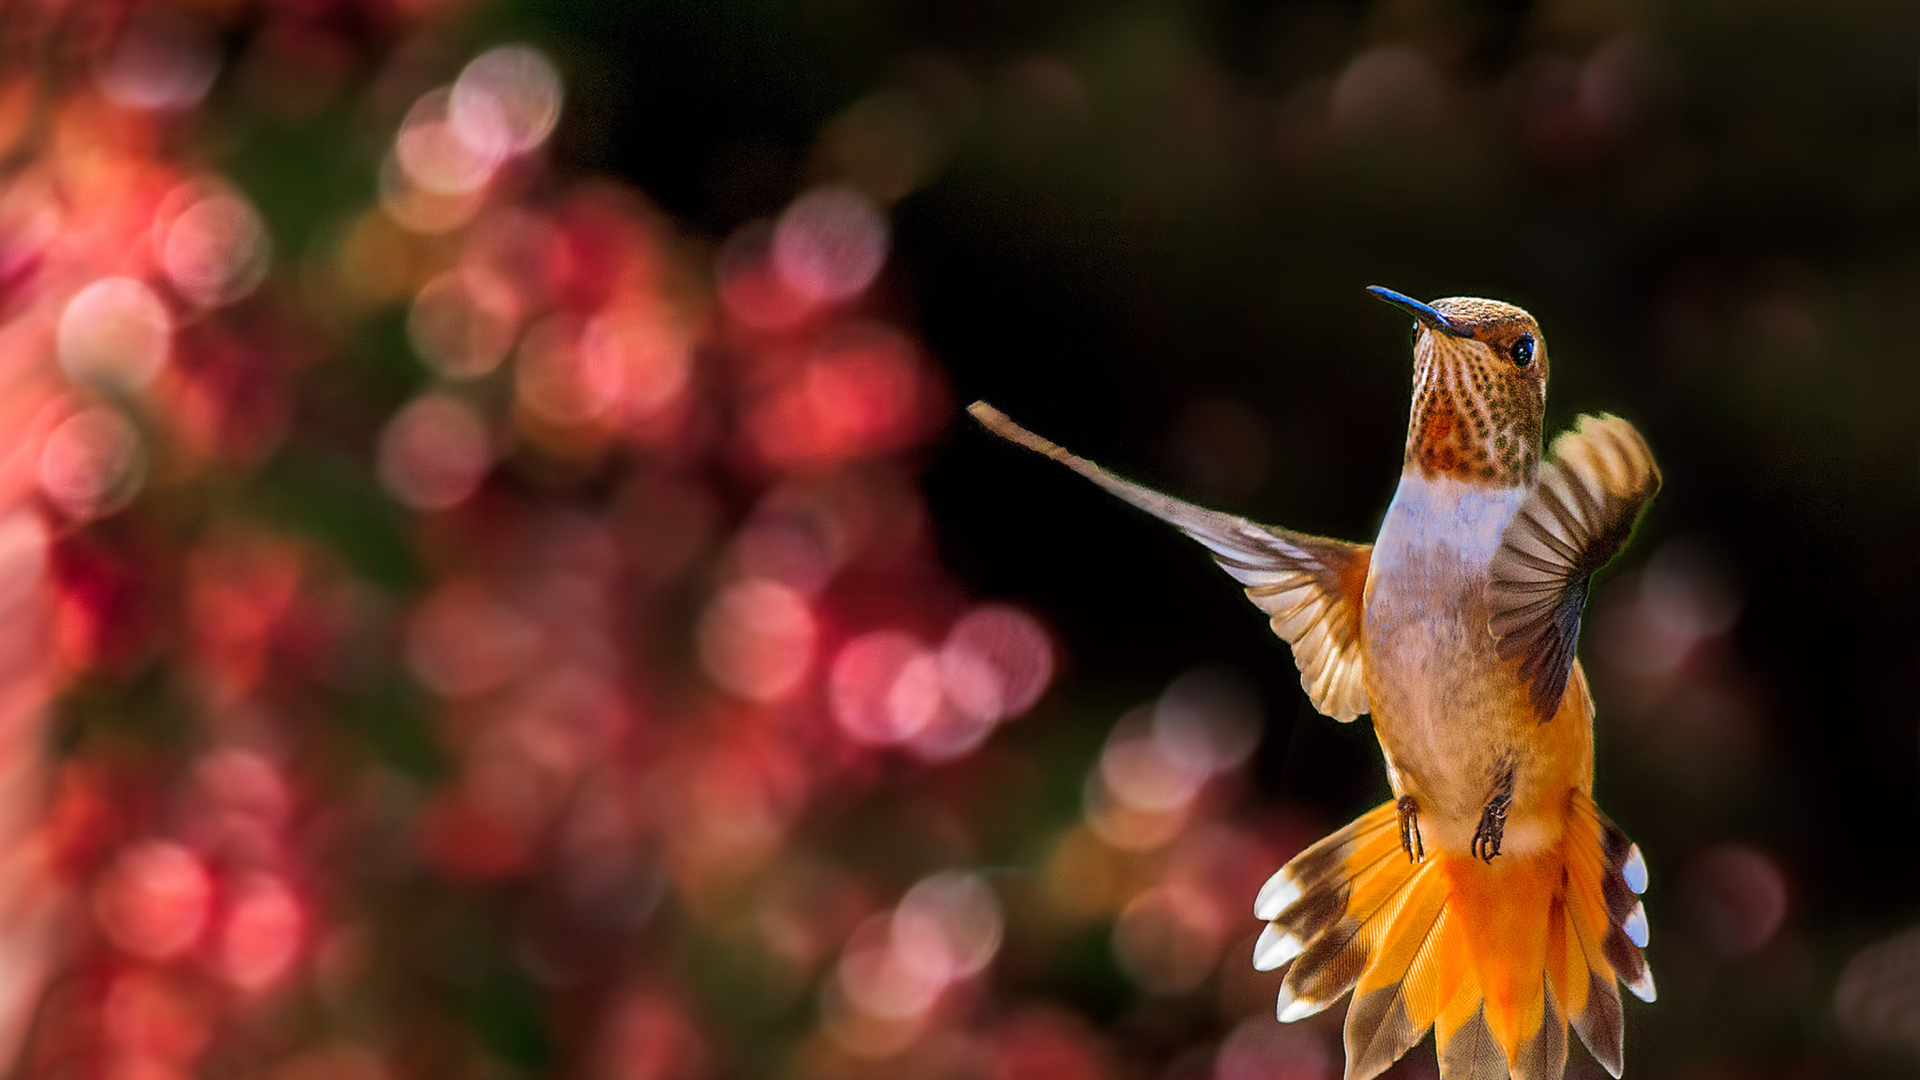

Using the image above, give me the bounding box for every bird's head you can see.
[1368,286,1547,487]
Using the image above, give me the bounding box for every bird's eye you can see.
[1509,334,1535,368]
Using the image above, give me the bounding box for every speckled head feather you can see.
[1404,296,1547,487]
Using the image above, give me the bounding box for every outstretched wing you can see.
[970,402,1372,721]
[1488,414,1660,720]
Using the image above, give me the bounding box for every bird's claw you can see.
[1397,795,1424,862]
[1471,792,1510,862]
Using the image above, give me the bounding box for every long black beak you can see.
[1368,286,1468,337]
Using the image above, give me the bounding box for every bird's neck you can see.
[1405,369,1541,487]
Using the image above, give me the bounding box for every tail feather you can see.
[1559,791,1651,1068]
[1569,970,1624,1077]
[1444,850,1553,1065]
[1559,802,1629,1077]
[1586,816,1652,1002]
[1278,835,1428,1020]
[1344,866,1449,1080]
[1432,902,1480,1039]
[1440,1008,1509,1080]
[1254,792,1651,1080]
[1255,803,1403,976]
[1258,803,1400,921]
[1512,988,1569,1080]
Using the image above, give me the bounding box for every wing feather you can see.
[972,402,1373,721]
[1488,414,1660,719]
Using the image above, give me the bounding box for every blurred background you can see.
[0,0,1916,1077]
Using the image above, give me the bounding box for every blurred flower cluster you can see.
[0,4,1254,1078]
[0,15,1354,1067]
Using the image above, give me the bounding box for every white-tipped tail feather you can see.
[1276,982,1328,1023]
[1625,966,1656,1004]
[1252,794,1653,1080]
[1622,845,1648,895]
[1254,923,1305,972]
[1624,902,1649,948]
[1255,868,1303,922]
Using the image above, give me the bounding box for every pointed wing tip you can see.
[968,400,1048,452]
[967,401,1100,478]
[970,400,1376,725]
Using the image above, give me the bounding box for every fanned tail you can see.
[1252,793,1652,1080]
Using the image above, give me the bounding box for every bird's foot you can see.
[1471,793,1510,862]
[1396,795,1424,862]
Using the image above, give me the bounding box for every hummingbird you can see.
[969,287,1659,1080]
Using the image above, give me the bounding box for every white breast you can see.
[1371,473,1525,579]
[1366,472,1521,661]
[1363,473,1527,809]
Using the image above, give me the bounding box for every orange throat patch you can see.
[1407,336,1541,485]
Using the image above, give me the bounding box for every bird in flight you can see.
[970,286,1660,1080]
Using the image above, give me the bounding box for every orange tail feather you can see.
[1253,792,1651,1080]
